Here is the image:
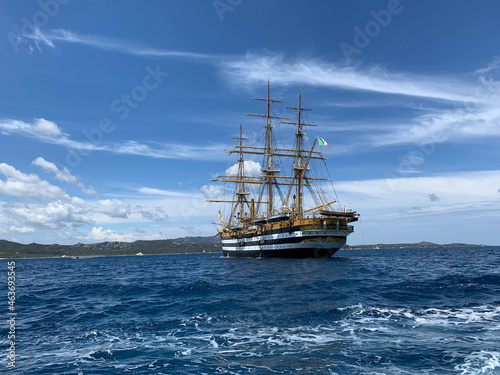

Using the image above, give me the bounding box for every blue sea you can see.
[2,246,500,374]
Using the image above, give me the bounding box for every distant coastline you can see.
[342,241,490,250]
[0,236,221,259]
[0,238,493,259]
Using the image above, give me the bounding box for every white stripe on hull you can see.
[222,242,345,252]
[221,230,351,244]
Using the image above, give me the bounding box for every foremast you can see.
[229,123,251,224]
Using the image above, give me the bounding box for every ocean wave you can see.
[345,304,500,329]
[454,350,500,375]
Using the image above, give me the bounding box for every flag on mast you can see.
[318,137,331,148]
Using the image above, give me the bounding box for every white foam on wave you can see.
[209,337,219,348]
[219,324,344,352]
[171,304,500,363]
[454,350,500,374]
[345,304,500,329]
[412,306,500,328]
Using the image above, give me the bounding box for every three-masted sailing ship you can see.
[209,82,358,258]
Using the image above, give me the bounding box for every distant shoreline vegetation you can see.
[342,241,490,250]
[0,236,221,259]
[0,238,492,259]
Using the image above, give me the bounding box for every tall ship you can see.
[209,82,358,258]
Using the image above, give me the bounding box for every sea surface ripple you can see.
[1,246,500,374]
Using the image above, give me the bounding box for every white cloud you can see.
[198,161,263,204]
[32,157,77,183]
[0,196,170,235]
[9,226,36,234]
[13,33,499,152]
[330,170,500,245]
[201,185,225,199]
[335,170,500,213]
[221,53,476,103]
[114,141,226,160]
[372,104,500,146]
[220,54,500,149]
[0,118,63,139]
[3,199,95,230]
[21,28,219,61]
[1,118,227,161]
[32,157,97,194]
[0,162,66,199]
[86,227,133,242]
[92,199,169,222]
[0,162,170,237]
[133,205,168,222]
[17,29,480,106]
[95,199,130,219]
[369,58,500,147]
[476,56,500,75]
[79,223,217,244]
[10,55,496,161]
[32,118,62,137]
[225,160,262,176]
[138,187,200,198]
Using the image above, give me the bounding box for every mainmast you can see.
[246,80,288,215]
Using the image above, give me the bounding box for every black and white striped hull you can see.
[221,229,351,258]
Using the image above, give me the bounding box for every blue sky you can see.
[1,0,499,245]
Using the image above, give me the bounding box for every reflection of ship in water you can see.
[209,82,358,258]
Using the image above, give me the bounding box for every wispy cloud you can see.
[370,61,500,146]
[32,157,97,194]
[377,200,500,223]
[476,56,500,75]
[11,28,500,151]
[114,141,226,160]
[335,170,500,213]
[138,187,202,198]
[221,52,477,103]
[371,103,500,146]
[23,29,476,104]
[20,28,483,106]
[0,118,227,161]
[18,27,489,108]
[217,53,499,148]
[22,28,221,61]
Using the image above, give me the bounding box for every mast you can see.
[246,80,288,215]
[281,89,317,216]
[228,123,251,224]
